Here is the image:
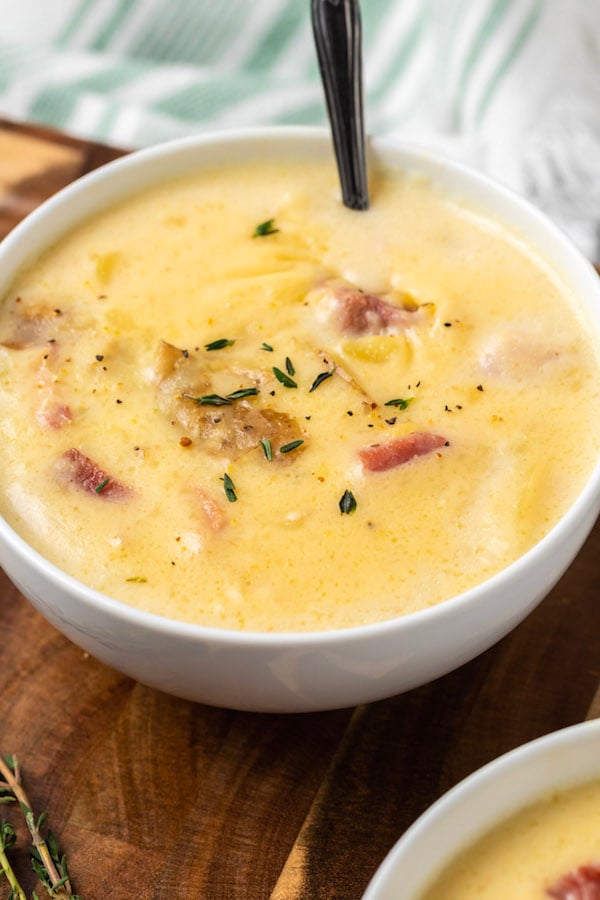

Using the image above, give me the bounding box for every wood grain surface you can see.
[0,119,599,899]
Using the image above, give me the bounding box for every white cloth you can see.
[0,0,598,258]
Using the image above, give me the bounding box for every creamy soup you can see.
[421,778,600,899]
[0,157,598,631]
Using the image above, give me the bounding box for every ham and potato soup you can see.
[0,157,598,631]
[421,779,600,899]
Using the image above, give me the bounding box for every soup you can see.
[421,778,600,899]
[0,157,598,631]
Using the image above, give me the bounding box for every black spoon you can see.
[311,0,369,211]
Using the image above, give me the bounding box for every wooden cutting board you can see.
[0,118,599,899]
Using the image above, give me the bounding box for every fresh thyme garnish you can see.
[94,477,110,494]
[0,754,80,898]
[252,218,279,238]
[384,397,414,410]
[184,387,259,406]
[272,367,297,389]
[339,489,357,515]
[285,357,295,376]
[222,473,237,502]
[309,369,335,392]
[204,338,235,351]
[260,342,274,352]
[260,438,273,461]
[226,387,259,401]
[279,439,304,454]
[126,576,147,583]
[185,393,231,406]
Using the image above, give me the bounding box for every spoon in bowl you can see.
[311,0,370,211]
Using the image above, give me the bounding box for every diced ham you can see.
[547,864,600,899]
[56,448,131,500]
[320,282,422,336]
[36,401,72,429]
[479,328,562,381]
[196,489,227,532]
[359,432,448,472]
[0,303,62,349]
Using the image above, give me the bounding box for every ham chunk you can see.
[479,328,563,381]
[196,489,227,532]
[56,448,131,500]
[154,341,305,461]
[360,432,448,472]
[546,864,600,899]
[0,302,63,349]
[36,401,72,429]
[317,281,423,336]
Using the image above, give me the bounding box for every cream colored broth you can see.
[0,157,598,631]
[420,779,600,899]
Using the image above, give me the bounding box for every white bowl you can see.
[0,128,599,712]
[363,717,600,898]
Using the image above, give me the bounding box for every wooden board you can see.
[0,118,599,899]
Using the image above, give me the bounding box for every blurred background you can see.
[0,0,598,258]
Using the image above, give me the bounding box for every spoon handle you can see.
[312,0,369,211]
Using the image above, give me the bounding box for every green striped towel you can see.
[0,0,598,258]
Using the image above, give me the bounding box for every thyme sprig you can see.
[0,820,25,900]
[0,755,80,898]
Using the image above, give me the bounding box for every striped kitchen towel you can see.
[0,0,598,258]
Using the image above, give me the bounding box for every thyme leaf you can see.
[184,393,231,406]
[272,367,297,389]
[383,397,414,410]
[309,369,335,392]
[285,357,295,376]
[339,489,357,515]
[252,218,279,238]
[226,387,259,400]
[94,477,110,494]
[183,388,259,406]
[222,473,237,503]
[279,439,304,454]
[260,342,274,352]
[204,338,235,351]
[260,438,273,461]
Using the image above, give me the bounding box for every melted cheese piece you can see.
[421,779,600,899]
[0,157,598,631]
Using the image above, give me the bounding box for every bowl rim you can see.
[362,717,600,898]
[1,124,600,646]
